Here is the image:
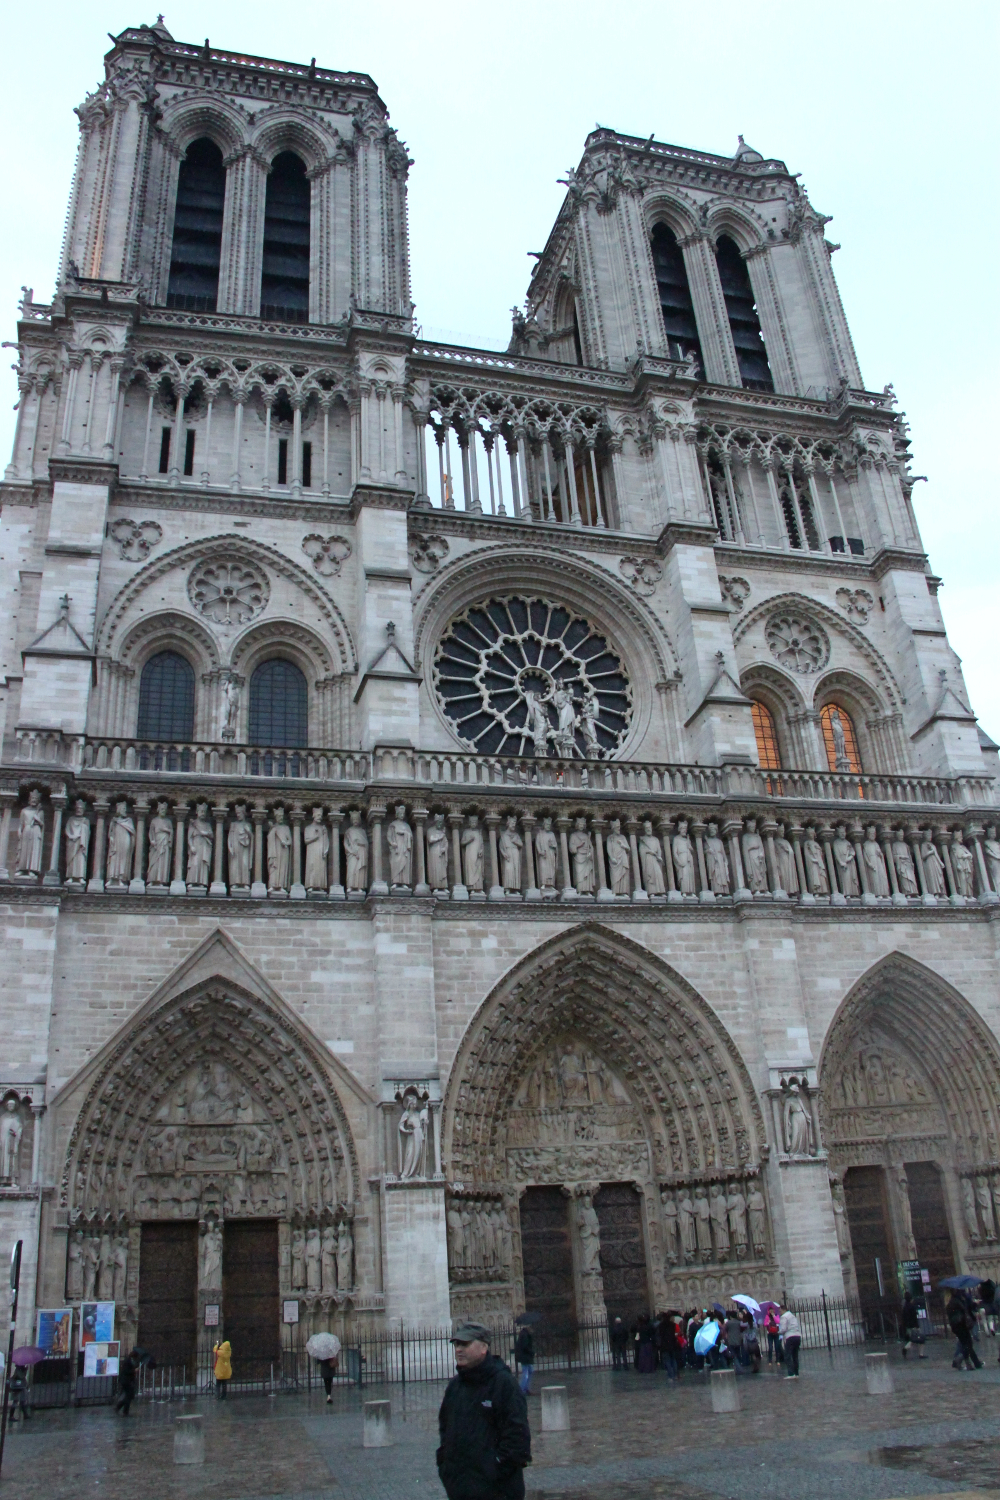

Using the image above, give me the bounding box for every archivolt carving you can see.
[443,925,767,1188]
[61,977,361,1224]
[229,619,339,680]
[733,592,902,712]
[117,611,222,676]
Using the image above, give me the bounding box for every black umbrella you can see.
[939,1275,984,1290]
[129,1346,155,1365]
[712,1302,727,1314]
[514,1312,541,1326]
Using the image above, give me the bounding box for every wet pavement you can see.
[3,1340,1000,1499]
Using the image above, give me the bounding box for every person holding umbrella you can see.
[947,1289,983,1370]
[306,1332,342,1402]
[6,1366,30,1422]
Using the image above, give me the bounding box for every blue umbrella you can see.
[939,1275,983,1290]
[694,1320,720,1356]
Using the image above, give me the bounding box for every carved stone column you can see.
[0,788,16,880]
[521,813,540,901]
[449,810,468,900]
[210,804,228,896]
[129,799,148,895]
[412,806,430,897]
[44,791,66,887]
[820,824,843,905]
[881,824,904,906]
[169,803,187,896]
[591,816,612,902]
[290,805,306,900]
[907,823,931,903]
[761,817,785,898]
[555,815,576,899]
[724,818,751,900]
[485,814,504,900]
[790,823,810,904]
[967,824,999,904]
[937,832,960,905]
[251,804,267,899]
[87,800,109,894]
[327,808,345,899]
[658,816,678,900]
[853,821,874,904]
[691,820,712,902]
[626,818,647,902]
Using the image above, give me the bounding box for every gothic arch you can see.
[250,109,341,173]
[641,192,701,243]
[442,924,767,1188]
[117,610,221,679]
[160,95,250,159]
[702,204,769,255]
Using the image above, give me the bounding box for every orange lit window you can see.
[821,703,862,773]
[751,701,781,771]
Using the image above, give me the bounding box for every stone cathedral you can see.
[2,20,999,1373]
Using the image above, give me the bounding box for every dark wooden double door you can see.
[843,1162,955,1325]
[138,1219,280,1380]
[519,1183,649,1332]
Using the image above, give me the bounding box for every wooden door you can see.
[594,1183,649,1327]
[844,1165,894,1326]
[137,1221,198,1376]
[906,1160,956,1316]
[222,1219,280,1383]
[519,1187,576,1332]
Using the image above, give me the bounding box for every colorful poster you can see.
[80,1301,115,1347]
[83,1341,120,1378]
[36,1308,73,1357]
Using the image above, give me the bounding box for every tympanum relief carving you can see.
[503,1040,648,1183]
[823,1028,943,1149]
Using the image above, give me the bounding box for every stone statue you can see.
[747,1187,768,1255]
[577,1195,602,1273]
[802,829,829,894]
[186,803,213,887]
[830,1177,851,1257]
[961,1177,980,1242]
[550,684,579,757]
[783,1083,813,1155]
[727,1183,748,1254]
[704,822,730,894]
[303,807,329,890]
[461,816,484,892]
[387,805,413,888]
[639,819,665,895]
[710,1185,730,1256]
[993,1176,1000,1232]
[523,689,550,756]
[227,804,252,887]
[859,826,888,897]
[534,817,557,892]
[498,815,523,892]
[64,800,90,884]
[891,832,919,896]
[605,819,630,896]
[398,1094,427,1178]
[832,825,860,896]
[580,687,601,758]
[919,835,947,896]
[336,1218,354,1290]
[0,1100,23,1181]
[774,825,798,894]
[975,1175,997,1239]
[305,1225,322,1291]
[113,1236,129,1301]
[97,1233,114,1300]
[894,1164,917,1257]
[222,675,240,738]
[344,811,369,892]
[15,789,44,876]
[672,819,696,895]
[200,1220,223,1288]
[291,1228,306,1288]
[741,819,767,893]
[105,801,135,885]
[321,1224,337,1289]
[951,835,975,898]
[267,808,292,891]
[66,1229,84,1300]
[569,817,594,894]
[661,1192,679,1264]
[83,1236,100,1300]
[147,801,173,885]
[423,812,446,889]
[678,1192,696,1262]
[694,1187,713,1259]
[447,1203,465,1268]
[829,708,851,770]
[984,826,1000,895]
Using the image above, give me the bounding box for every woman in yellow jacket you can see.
[212,1339,232,1399]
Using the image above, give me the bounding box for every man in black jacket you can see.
[437,1322,532,1500]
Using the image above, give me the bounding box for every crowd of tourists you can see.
[608,1303,802,1379]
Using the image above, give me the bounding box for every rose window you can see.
[765,612,829,674]
[433,596,631,757]
[188,558,270,627]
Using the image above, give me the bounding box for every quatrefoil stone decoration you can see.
[188,557,270,627]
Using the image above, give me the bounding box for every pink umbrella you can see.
[11,1347,46,1366]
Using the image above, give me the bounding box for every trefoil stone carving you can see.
[302,533,352,577]
[109,517,163,561]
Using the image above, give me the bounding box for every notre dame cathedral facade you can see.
[2,20,999,1370]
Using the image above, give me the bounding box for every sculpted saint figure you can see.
[832,825,860,896]
[106,801,135,885]
[830,1177,851,1256]
[727,1183,748,1253]
[534,817,558,892]
[0,1100,22,1180]
[975,1175,997,1239]
[447,1204,465,1269]
[891,831,919,896]
[498,815,523,892]
[461,815,484,892]
[267,808,292,891]
[84,1236,100,1300]
[113,1237,129,1301]
[321,1224,336,1290]
[580,687,601,759]
[550,684,579,758]
[862,826,890,897]
[951,834,975,898]
[741,819,767,893]
[222,675,240,738]
[344,811,369,893]
[783,1084,813,1155]
[678,1193,696,1262]
[672,819,696,895]
[147,801,173,885]
[569,817,595,895]
[186,802,213,887]
[228,803,252,887]
[64,800,90,883]
[67,1229,84,1299]
[802,829,829,894]
[606,818,631,896]
[303,807,330,890]
[16,790,45,875]
[710,1186,730,1256]
[336,1219,354,1290]
[639,819,665,895]
[425,812,448,890]
[774,825,798,894]
[97,1233,115,1300]
[829,708,851,770]
[291,1228,306,1288]
[398,1094,427,1178]
[387,805,413,887]
[984,826,1000,896]
[577,1196,602,1273]
[919,835,947,896]
[523,689,551,757]
[747,1187,767,1254]
[704,822,730,895]
[661,1192,679,1264]
[960,1177,980,1242]
[305,1226,322,1291]
[694,1188,713,1258]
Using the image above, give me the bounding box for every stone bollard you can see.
[363,1399,394,1447]
[865,1352,894,1395]
[710,1368,741,1413]
[173,1413,205,1465]
[540,1385,570,1431]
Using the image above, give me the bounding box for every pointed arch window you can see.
[137,651,195,741]
[248,658,308,747]
[820,703,862,774]
[715,235,773,391]
[166,139,226,312]
[751,700,782,772]
[650,223,702,366]
[260,152,310,323]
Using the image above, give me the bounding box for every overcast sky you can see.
[2,1,996,735]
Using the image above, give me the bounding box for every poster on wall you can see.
[36,1309,73,1357]
[83,1341,121,1378]
[80,1301,115,1347]
[204,1304,220,1327]
[283,1300,300,1324]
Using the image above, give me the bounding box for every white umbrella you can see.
[306,1332,342,1360]
[732,1294,761,1315]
